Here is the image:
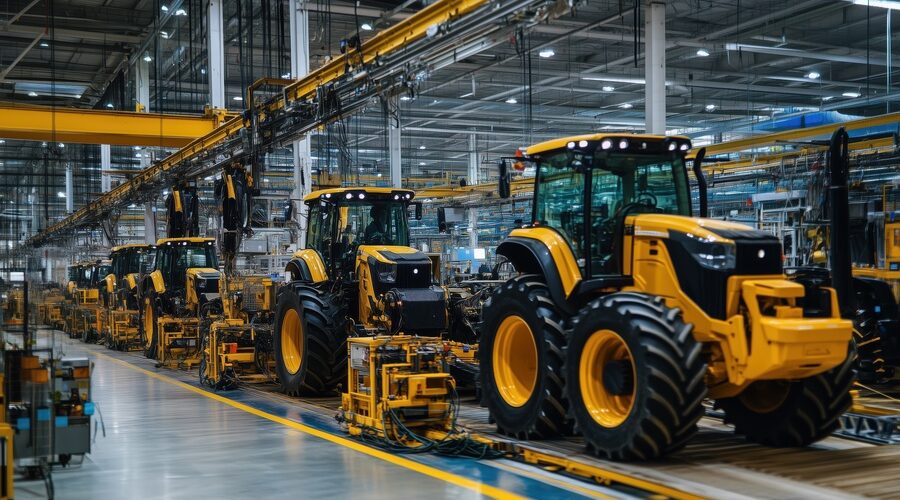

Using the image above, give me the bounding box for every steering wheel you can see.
[634,191,657,208]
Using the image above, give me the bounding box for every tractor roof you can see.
[304,187,416,202]
[156,237,215,246]
[527,133,691,155]
[110,244,154,253]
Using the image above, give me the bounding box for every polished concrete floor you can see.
[12,330,616,499]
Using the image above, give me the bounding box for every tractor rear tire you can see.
[853,307,888,384]
[718,344,855,447]
[141,294,158,359]
[479,275,571,439]
[566,293,707,460]
[273,283,347,396]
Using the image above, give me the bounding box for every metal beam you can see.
[644,0,665,134]
[290,0,313,246]
[724,43,900,68]
[0,106,230,147]
[389,95,402,188]
[0,32,43,82]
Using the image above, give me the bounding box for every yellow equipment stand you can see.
[108,308,141,350]
[156,317,201,369]
[340,336,454,445]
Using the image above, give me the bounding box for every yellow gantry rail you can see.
[27,0,493,247]
[0,105,231,148]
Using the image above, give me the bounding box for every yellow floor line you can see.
[92,350,526,500]
[488,460,615,500]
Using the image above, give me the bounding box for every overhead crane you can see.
[24,0,572,249]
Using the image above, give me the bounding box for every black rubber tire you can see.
[273,283,347,396]
[479,275,571,439]
[141,294,158,359]
[565,292,707,461]
[717,344,855,447]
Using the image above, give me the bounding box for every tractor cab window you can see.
[534,148,690,277]
[91,266,111,286]
[76,267,92,287]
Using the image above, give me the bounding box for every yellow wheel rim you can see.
[492,315,538,408]
[579,329,636,428]
[281,308,304,375]
[143,298,154,348]
[739,380,790,414]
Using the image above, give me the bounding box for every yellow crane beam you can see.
[0,105,232,147]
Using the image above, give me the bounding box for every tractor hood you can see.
[628,214,777,244]
[359,246,433,290]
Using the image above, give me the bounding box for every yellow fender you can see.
[286,249,329,283]
[148,270,166,294]
[104,274,116,294]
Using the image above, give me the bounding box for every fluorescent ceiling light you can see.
[161,5,169,12]
[40,42,49,48]
[705,104,717,111]
[849,0,900,10]
[175,8,186,16]
[143,53,152,62]
[57,192,66,198]
[582,75,673,86]
[233,96,243,101]
[419,145,426,150]
[281,73,290,78]
[806,71,820,79]
[27,91,38,97]
[505,97,518,104]
[842,91,861,98]
[459,92,474,98]
[538,48,555,58]
[400,95,411,101]
[361,23,373,31]
[58,143,65,148]
[419,162,426,166]
[619,103,633,109]
[106,103,114,108]
[696,49,710,57]
[75,94,81,99]
[160,31,170,39]
[602,86,615,92]
[823,96,835,101]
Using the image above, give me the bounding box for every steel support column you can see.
[207,0,226,109]
[389,95,402,188]
[64,163,73,214]
[100,144,111,193]
[468,132,478,249]
[644,0,666,134]
[135,59,150,112]
[290,0,313,246]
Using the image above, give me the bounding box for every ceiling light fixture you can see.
[175,8,186,16]
[459,91,474,98]
[842,91,861,98]
[57,192,66,198]
[281,73,290,78]
[419,145,426,150]
[361,23,373,31]
[850,0,900,10]
[619,103,633,109]
[419,162,426,166]
[106,103,114,108]
[806,71,821,79]
[27,91,38,97]
[505,97,518,104]
[696,48,710,57]
[602,86,615,92]
[40,42,49,48]
[75,94,81,99]
[233,96,243,101]
[705,104,717,111]
[400,95,411,101]
[538,48,555,58]
[143,53,152,62]
[160,31,170,39]
[161,5,169,12]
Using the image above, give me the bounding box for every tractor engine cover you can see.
[386,286,448,335]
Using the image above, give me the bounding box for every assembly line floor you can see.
[10,329,627,500]
[8,327,900,499]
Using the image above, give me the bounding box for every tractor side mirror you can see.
[413,202,423,220]
[692,147,708,218]
[498,160,511,199]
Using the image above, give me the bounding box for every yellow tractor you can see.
[481,133,855,460]
[139,238,220,367]
[274,187,445,395]
[102,244,154,350]
[68,261,111,342]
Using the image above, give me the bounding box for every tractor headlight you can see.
[671,231,736,270]
[376,262,397,283]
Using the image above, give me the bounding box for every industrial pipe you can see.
[828,127,852,316]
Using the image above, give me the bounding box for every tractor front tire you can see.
[479,275,571,439]
[566,292,707,461]
[718,345,855,447]
[141,294,158,359]
[273,283,347,396]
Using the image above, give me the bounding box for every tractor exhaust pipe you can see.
[692,148,708,218]
[828,127,853,316]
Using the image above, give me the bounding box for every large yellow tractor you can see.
[139,238,220,367]
[481,133,855,460]
[274,187,445,395]
[103,244,154,350]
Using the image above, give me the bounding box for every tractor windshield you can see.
[534,149,690,276]
[155,242,218,290]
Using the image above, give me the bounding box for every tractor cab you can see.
[106,244,155,308]
[304,188,414,279]
[524,135,693,278]
[147,238,220,316]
